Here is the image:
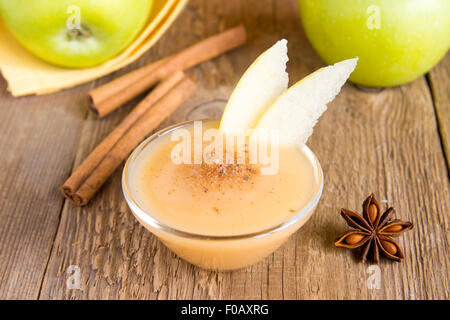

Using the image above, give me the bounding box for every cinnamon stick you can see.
[89,57,171,117]
[89,25,246,118]
[62,73,196,206]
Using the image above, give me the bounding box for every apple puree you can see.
[128,121,320,236]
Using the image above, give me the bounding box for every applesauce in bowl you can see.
[122,119,323,270]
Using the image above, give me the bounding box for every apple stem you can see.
[67,25,92,41]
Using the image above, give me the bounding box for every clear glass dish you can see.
[122,119,324,270]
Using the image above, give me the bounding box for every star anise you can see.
[335,194,413,263]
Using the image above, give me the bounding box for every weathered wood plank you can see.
[428,54,450,171]
[0,76,89,299]
[34,0,449,300]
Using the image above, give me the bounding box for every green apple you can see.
[0,0,153,68]
[298,0,450,87]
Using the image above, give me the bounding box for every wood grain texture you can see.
[0,0,448,300]
[428,54,450,171]
[0,77,89,299]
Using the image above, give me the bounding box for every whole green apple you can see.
[298,0,450,87]
[0,0,153,68]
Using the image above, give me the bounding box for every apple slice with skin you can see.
[253,58,358,147]
[219,39,289,134]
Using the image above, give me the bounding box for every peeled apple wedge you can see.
[253,58,358,147]
[219,39,289,134]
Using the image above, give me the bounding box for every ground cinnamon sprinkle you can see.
[187,144,260,191]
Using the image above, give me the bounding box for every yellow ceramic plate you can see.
[0,0,188,96]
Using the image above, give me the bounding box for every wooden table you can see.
[0,0,448,300]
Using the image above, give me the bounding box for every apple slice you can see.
[219,39,289,134]
[253,58,358,147]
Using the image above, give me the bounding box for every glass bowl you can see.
[122,119,324,270]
